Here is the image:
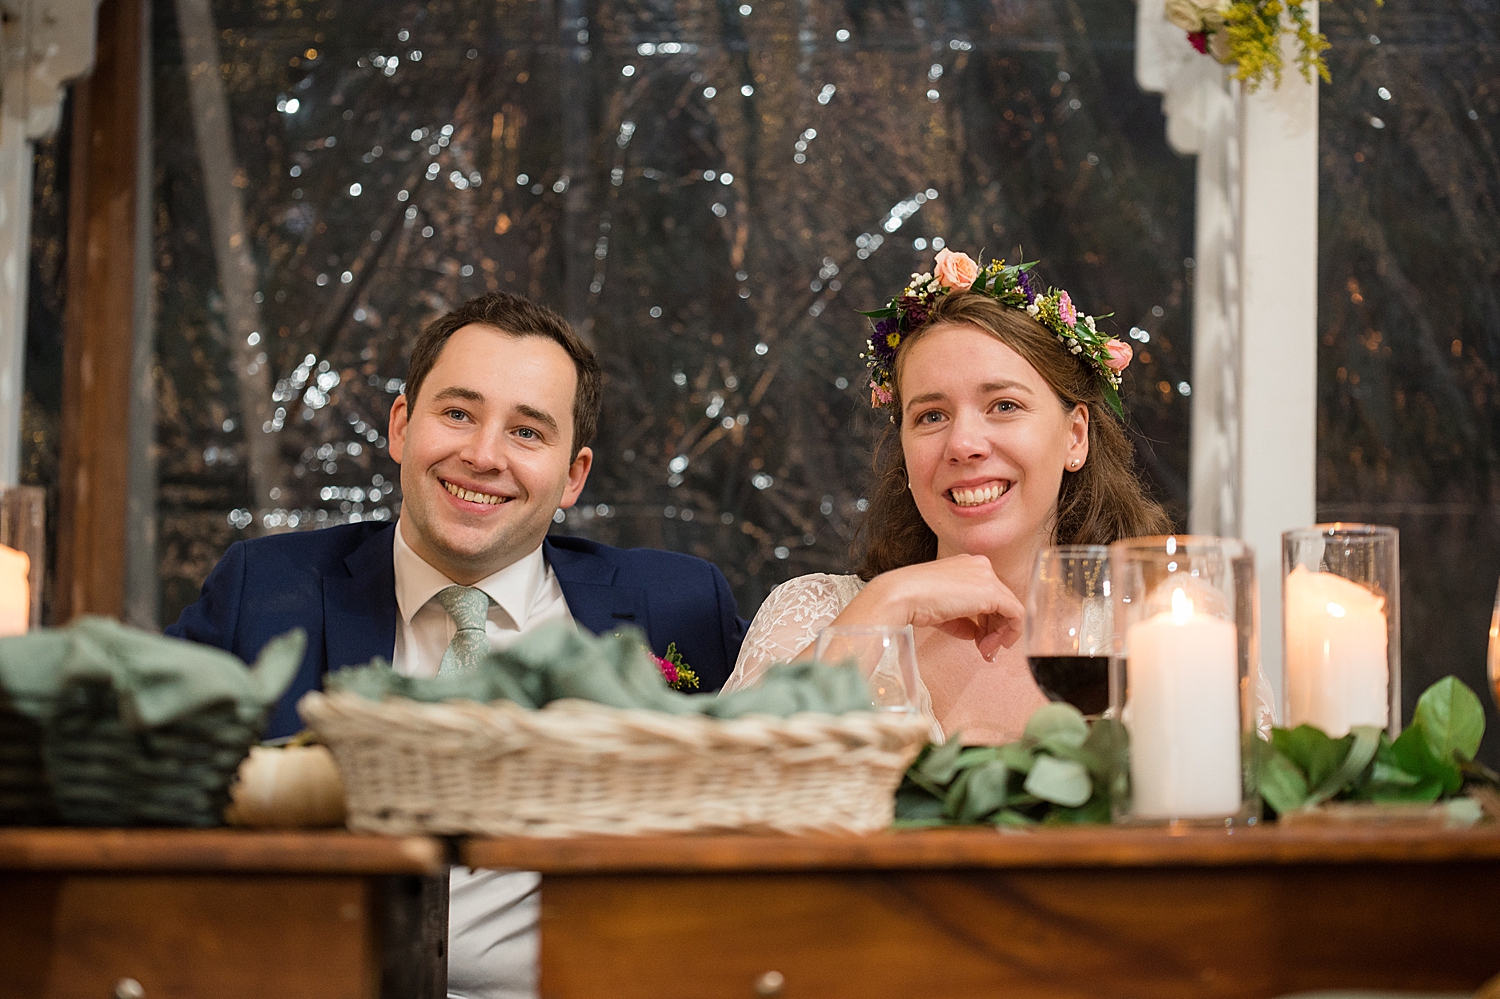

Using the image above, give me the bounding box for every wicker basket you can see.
[299,690,931,837]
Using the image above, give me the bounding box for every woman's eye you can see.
[917,410,944,424]
[993,400,1018,413]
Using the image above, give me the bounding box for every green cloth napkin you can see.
[0,616,305,728]
[326,622,873,718]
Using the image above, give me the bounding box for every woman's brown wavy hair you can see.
[854,291,1170,580]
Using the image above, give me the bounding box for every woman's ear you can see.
[1065,402,1090,470]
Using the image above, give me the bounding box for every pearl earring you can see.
[1069,458,1081,469]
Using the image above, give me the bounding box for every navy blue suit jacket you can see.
[165,523,749,738]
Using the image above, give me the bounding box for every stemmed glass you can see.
[813,625,921,715]
[1025,546,1112,718]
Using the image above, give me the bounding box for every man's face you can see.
[387,324,592,584]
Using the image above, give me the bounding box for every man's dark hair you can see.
[405,293,602,460]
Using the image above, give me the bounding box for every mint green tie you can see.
[436,585,492,676]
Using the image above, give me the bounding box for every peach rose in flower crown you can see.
[932,248,980,290]
[1104,338,1133,372]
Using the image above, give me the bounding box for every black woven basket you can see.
[0,680,265,827]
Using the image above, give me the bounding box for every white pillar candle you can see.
[1284,564,1388,736]
[0,543,29,637]
[1127,587,1242,819]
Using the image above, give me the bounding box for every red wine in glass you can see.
[1026,655,1110,717]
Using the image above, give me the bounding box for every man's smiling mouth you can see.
[948,482,1010,507]
[442,479,511,506]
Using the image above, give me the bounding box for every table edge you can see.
[460,824,1500,874]
[0,828,448,875]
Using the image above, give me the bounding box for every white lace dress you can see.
[722,573,945,741]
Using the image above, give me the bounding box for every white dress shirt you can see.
[391,522,571,999]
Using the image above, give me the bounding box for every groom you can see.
[168,291,748,999]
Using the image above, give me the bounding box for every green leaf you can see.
[1390,724,1463,796]
[916,737,965,784]
[1024,702,1089,751]
[1413,676,1486,763]
[957,760,1010,823]
[1306,725,1382,805]
[941,764,977,819]
[1272,725,1346,789]
[1258,747,1311,815]
[855,306,898,318]
[998,743,1037,774]
[893,783,947,822]
[1023,755,1092,807]
[994,808,1036,828]
[1044,795,1112,825]
[953,746,1003,771]
[1101,382,1124,419]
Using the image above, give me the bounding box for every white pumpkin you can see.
[225,744,347,828]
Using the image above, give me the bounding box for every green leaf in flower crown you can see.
[957,759,1010,823]
[1023,754,1092,807]
[917,736,965,784]
[1389,724,1463,798]
[1101,382,1124,419]
[1412,676,1486,764]
[1272,725,1347,789]
[1024,702,1090,752]
[1306,725,1382,805]
[856,306,898,318]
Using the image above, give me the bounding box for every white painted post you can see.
[0,0,102,486]
[1234,19,1320,702]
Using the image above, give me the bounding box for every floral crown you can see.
[859,249,1133,417]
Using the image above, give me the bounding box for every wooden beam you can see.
[56,0,143,621]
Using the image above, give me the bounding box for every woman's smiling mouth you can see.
[442,479,512,506]
[948,481,1011,507]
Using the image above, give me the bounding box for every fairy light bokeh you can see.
[150,0,1199,620]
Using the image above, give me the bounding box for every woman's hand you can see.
[829,555,1023,660]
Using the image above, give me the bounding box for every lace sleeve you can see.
[721,574,865,693]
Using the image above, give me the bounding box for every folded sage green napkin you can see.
[326,622,873,719]
[0,616,304,728]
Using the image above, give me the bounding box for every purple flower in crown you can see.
[1057,290,1077,328]
[869,317,900,365]
[1017,268,1038,301]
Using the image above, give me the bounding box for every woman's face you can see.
[898,323,1089,562]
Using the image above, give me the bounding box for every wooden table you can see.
[464,825,1500,999]
[0,828,449,999]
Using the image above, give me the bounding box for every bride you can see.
[723,248,1170,743]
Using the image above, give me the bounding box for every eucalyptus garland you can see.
[895,676,1498,827]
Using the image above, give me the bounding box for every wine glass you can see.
[813,625,920,714]
[1025,545,1112,718]
[1488,579,1500,712]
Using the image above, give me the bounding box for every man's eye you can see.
[516,427,539,440]
[445,409,470,421]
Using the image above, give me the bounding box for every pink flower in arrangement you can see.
[1104,338,1133,372]
[870,381,893,406]
[1187,30,1209,54]
[1057,290,1078,328]
[932,248,980,290]
[653,654,679,685]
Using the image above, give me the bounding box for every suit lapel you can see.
[322,524,398,670]
[545,538,650,639]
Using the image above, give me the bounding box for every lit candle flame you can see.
[1170,586,1194,624]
